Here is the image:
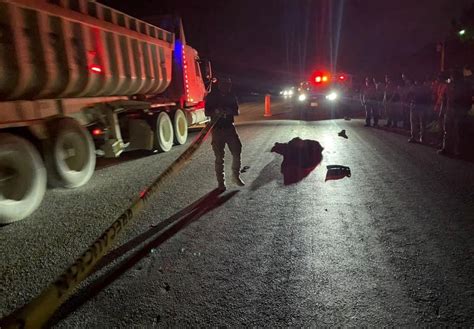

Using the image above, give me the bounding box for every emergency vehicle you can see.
[295,71,353,110]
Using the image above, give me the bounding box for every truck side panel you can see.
[0,2,19,98]
[0,0,173,103]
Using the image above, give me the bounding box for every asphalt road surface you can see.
[1,99,474,327]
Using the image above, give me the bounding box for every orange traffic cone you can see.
[264,94,272,117]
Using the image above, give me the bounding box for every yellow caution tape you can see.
[0,119,217,329]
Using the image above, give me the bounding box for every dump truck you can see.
[0,0,211,223]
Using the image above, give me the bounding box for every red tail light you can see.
[92,128,103,136]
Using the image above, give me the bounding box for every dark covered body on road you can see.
[271,137,324,185]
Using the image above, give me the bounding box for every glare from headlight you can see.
[298,94,307,102]
[283,90,288,96]
[288,90,294,96]
[326,92,338,101]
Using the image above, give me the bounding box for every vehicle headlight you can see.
[325,91,338,101]
[298,94,307,102]
[288,90,294,96]
[283,90,288,96]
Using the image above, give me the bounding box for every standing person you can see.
[392,81,404,128]
[360,77,378,127]
[400,78,413,130]
[429,76,439,124]
[434,73,448,146]
[205,77,245,190]
[373,77,384,126]
[408,79,431,143]
[383,76,398,127]
[438,70,472,156]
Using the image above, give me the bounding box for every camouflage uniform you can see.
[383,81,398,127]
[361,80,378,126]
[374,81,384,124]
[435,80,448,145]
[440,77,472,155]
[205,83,243,189]
[408,82,431,143]
[400,82,412,130]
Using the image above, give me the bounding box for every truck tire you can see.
[46,118,96,188]
[0,133,47,224]
[154,112,174,152]
[173,109,188,145]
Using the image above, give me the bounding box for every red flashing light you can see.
[310,71,331,86]
[92,128,102,136]
[339,75,345,80]
[90,64,103,73]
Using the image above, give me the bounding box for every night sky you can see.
[101,0,473,91]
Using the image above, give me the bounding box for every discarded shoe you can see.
[325,165,351,181]
[338,129,348,139]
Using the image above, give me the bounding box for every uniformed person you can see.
[400,78,413,130]
[205,77,245,191]
[408,80,431,143]
[439,70,472,156]
[434,73,449,147]
[373,77,384,126]
[360,77,378,127]
[383,76,398,127]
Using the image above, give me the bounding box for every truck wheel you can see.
[154,112,174,152]
[173,109,188,145]
[46,118,96,188]
[0,133,47,224]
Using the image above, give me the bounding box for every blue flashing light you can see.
[174,40,183,66]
